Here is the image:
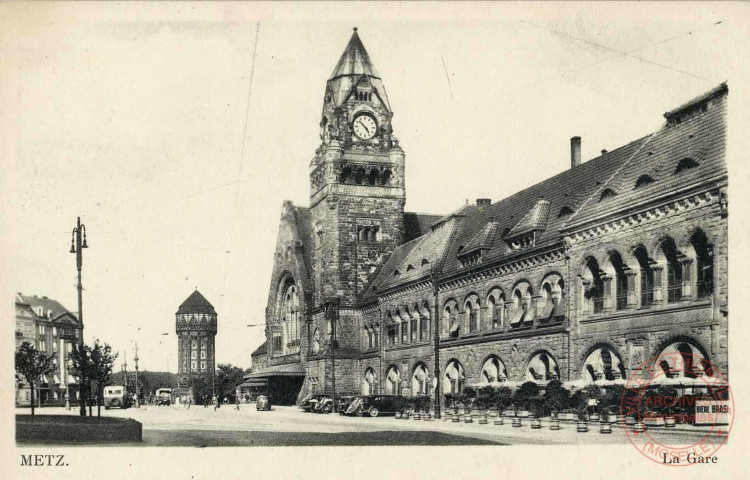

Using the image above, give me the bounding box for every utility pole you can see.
[326,297,339,413]
[69,217,89,335]
[123,350,128,394]
[432,266,441,420]
[134,342,140,408]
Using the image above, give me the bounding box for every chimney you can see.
[570,136,581,169]
[601,149,608,155]
[476,198,491,207]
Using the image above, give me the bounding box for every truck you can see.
[103,385,131,409]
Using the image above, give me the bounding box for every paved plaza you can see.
[16,405,728,447]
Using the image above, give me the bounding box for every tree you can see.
[69,342,94,416]
[543,379,570,414]
[15,342,55,416]
[513,381,540,412]
[215,364,246,403]
[89,340,118,417]
[491,386,513,416]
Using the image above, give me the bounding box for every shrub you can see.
[543,379,570,413]
[491,387,513,416]
[513,381,540,411]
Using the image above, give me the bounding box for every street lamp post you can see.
[134,342,140,408]
[69,217,89,335]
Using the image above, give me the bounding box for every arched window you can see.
[658,341,714,378]
[526,352,560,382]
[465,295,480,333]
[362,368,376,395]
[385,366,401,395]
[487,290,504,329]
[368,168,379,186]
[583,258,604,314]
[582,346,626,381]
[661,238,683,303]
[340,166,353,184]
[444,300,459,337]
[675,157,699,174]
[354,167,366,185]
[312,329,320,355]
[419,302,430,341]
[444,360,465,395]
[381,169,391,185]
[692,229,714,298]
[411,363,429,396]
[609,252,629,311]
[409,307,418,343]
[600,188,617,201]
[635,175,655,189]
[635,246,654,307]
[480,356,508,384]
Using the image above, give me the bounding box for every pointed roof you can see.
[330,28,380,80]
[176,290,216,315]
[326,28,391,110]
[506,197,551,239]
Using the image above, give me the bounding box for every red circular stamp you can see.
[620,351,733,466]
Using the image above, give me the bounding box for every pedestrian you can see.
[187,396,191,410]
[204,395,208,408]
[213,394,218,411]
[235,396,240,411]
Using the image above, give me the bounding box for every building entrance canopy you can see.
[245,362,306,380]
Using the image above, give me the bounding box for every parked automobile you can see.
[156,397,171,406]
[299,394,327,412]
[314,396,334,414]
[336,396,357,414]
[256,395,271,411]
[345,395,412,417]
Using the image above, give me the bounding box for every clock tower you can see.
[309,28,406,309]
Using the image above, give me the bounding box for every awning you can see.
[245,362,306,379]
[238,379,268,388]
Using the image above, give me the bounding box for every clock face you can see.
[352,114,377,140]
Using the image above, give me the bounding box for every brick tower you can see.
[309,28,406,307]
[175,290,217,394]
[306,28,406,394]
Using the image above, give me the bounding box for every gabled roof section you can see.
[441,137,646,276]
[564,83,727,230]
[506,197,551,239]
[461,221,499,255]
[177,290,216,315]
[327,29,391,110]
[360,213,462,300]
[251,341,267,357]
[16,294,76,321]
[403,212,443,242]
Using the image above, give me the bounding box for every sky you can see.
[4,3,745,373]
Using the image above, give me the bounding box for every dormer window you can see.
[406,264,414,272]
[635,175,655,189]
[675,157,699,174]
[558,206,574,218]
[421,258,430,266]
[599,188,617,201]
[393,269,400,277]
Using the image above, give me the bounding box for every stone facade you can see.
[15,293,82,406]
[250,30,729,407]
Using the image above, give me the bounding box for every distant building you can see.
[175,290,217,402]
[15,293,82,407]
[237,341,268,402]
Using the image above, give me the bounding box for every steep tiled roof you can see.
[176,290,216,315]
[295,206,314,281]
[403,212,443,242]
[251,341,267,357]
[327,29,391,110]
[506,198,551,239]
[16,293,76,321]
[462,221,499,254]
[565,84,727,229]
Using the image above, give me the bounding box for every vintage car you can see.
[313,396,333,414]
[256,395,271,411]
[336,396,357,414]
[345,395,412,417]
[299,394,327,412]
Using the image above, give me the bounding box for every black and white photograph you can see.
[4,2,749,478]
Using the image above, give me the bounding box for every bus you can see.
[103,385,131,409]
[155,388,172,406]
